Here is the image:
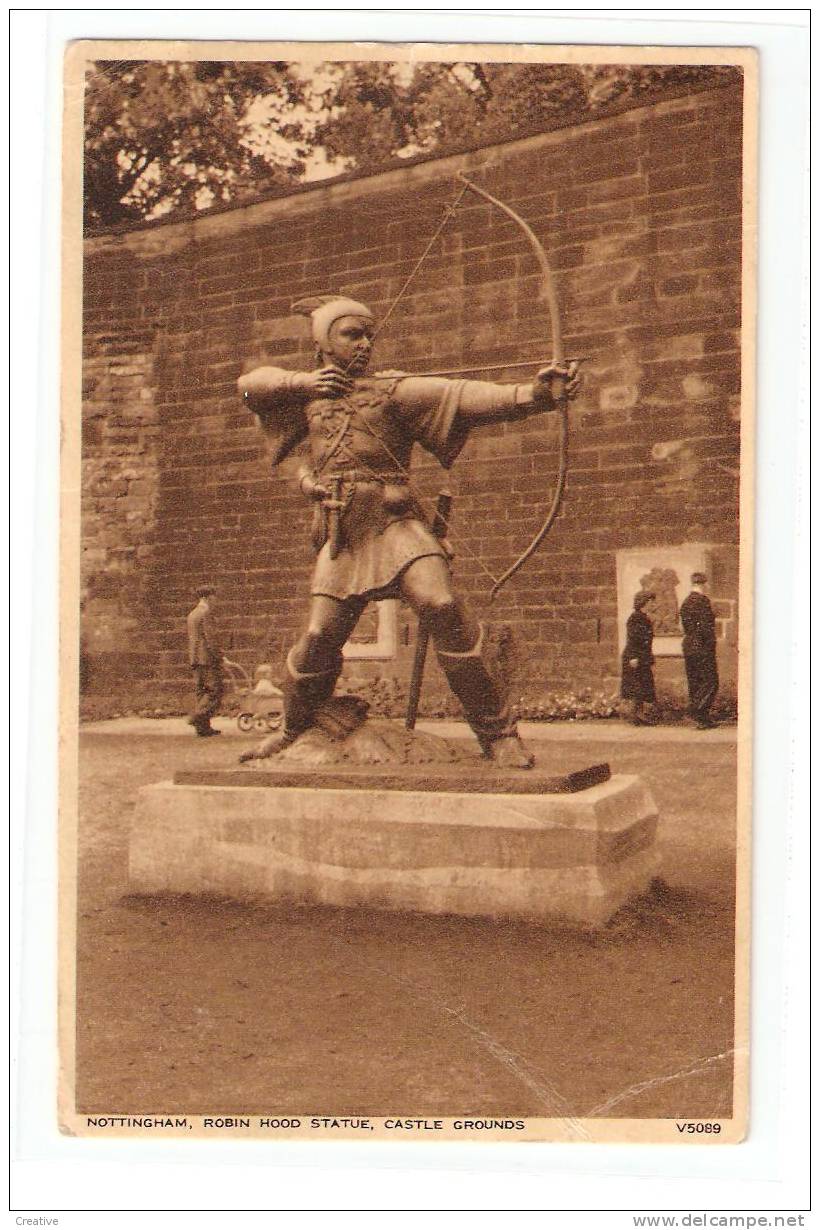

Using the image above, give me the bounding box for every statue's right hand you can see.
[300,366,354,399]
[298,469,330,502]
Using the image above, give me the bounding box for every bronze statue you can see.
[238,294,579,768]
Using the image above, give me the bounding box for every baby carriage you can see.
[226,662,285,734]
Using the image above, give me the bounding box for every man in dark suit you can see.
[679,571,719,729]
[187,585,227,737]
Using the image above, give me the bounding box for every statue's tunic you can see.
[242,368,533,602]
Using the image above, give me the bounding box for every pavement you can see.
[81,714,737,743]
[75,712,739,1122]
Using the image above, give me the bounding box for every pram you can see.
[225,662,284,734]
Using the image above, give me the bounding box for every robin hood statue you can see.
[238,295,580,769]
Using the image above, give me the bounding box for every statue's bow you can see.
[455,173,570,600]
[368,170,572,602]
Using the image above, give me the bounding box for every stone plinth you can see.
[129,770,659,928]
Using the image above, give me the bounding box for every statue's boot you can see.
[436,627,534,769]
[239,650,342,762]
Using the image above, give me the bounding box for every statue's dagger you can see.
[324,475,346,560]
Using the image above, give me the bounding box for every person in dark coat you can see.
[621,591,657,725]
[680,571,719,729]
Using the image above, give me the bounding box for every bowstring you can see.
[367,181,470,348]
[333,177,503,591]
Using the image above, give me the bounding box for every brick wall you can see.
[80,82,744,709]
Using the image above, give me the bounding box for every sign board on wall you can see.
[616,544,710,657]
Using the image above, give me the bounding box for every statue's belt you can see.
[318,469,408,486]
[318,471,414,560]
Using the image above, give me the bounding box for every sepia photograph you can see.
[59,38,757,1144]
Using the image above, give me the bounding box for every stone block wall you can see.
[80,82,744,709]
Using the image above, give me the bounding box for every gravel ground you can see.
[73,727,738,1122]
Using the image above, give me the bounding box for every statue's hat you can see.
[292,295,373,349]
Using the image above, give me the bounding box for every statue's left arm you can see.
[467,361,580,421]
[392,362,580,467]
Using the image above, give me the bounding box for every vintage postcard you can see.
[60,39,757,1144]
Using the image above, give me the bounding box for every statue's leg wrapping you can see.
[239,649,342,762]
[281,647,343,740]
[435,625,533,767]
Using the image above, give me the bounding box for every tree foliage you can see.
[314,61,740,169]
[84,59,741,229]
[83,60,307,228]
[313,62,592,172]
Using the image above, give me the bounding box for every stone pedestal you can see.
[129,769,659,928]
